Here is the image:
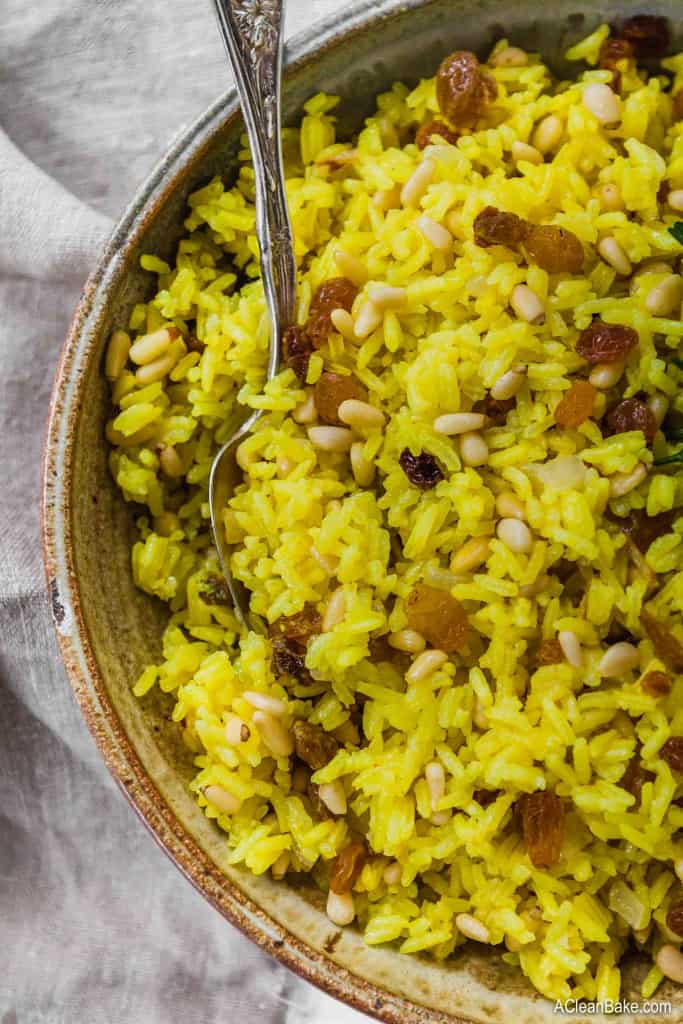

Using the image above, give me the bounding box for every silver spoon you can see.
[209,0,297,629]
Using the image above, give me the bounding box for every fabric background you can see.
[0,3,368,1022]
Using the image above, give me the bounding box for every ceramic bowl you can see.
[43,1,683,1020]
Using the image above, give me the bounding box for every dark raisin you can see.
[576,320,639,364]
[612,508,675,552]
[660,737,683,772]
[599,35,634,90]
[271,637,310,682]
[330,840,367,894]
[472,394,516,423]
[667,899,683,938]
[198,575,232,605]
[399,448,444,490]
[436,51,497,124]
[473,206,528,248]
[619,15,670,58]
[283,325,313,382]
[307,278,358,348]
[537,638,564,664]
[674,89,683,121]
[416,119,459,149]
[621,754,655,800]
[523,225,584,274]
[405,584,469,653]
[521,792,564,868]
[473,788,499,807]
[293,720,339,771]
[185,332,205,353]
[607,398,657,444]
[554,380,596,428]
[641,670,672,697]
[640,609,683,671]
[314,372,367,425]
[271,605,322,642]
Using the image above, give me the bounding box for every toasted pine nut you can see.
[135,353,176,385]
[490,46,528,67]
[558,630,583,668]
[129,326,175,365]
[583,82,621,125]
[338,399,386,431]
[598,237,631,276]
[433,412,486,435]
[406,649,448,684]
[334,248,368,286]
[496,517,532,553]
[589,360,625,390]
[383,861,402,885]
[327,889,355,926]
[460,432,489,467]
[243,691,287,716]
[388,629,426,653]
[159,445,183,478]
[511,284,545,324]
[323,586,346,631]
[293,391,317,424]
[647,393,669,428]
[645,274,683,316]
[253,710,294,757]
[597,183,624,212]
[598,642,639,677]
[367,283,406,309]
[354,300,383,339]
[350,442,375,487]
[105,329,131,380]
[491,367,526,401]
[330,307,359,342]
[318,780,347,816]
[657,945,683,985]
[308,426,354,452]
[511,140,543,165]
[455,913,490,943]
[496,491,526,520]
[271,851,290,879]
[609,463,648,498]
[202,784,242,814]
[668,190,683,212]
[401,158,435,207]
[451,536,491,573]
[532,115,563,154]
[630,261,672,295]
[225,714,251,745]
[425,761,446,812]
[416,214,452,250]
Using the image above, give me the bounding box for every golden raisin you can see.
[538,638,564,664]
[660,737,683,772]
[473,206,528,248]
[667,899,683,938]
[523,224,584,274]
[293,720,339,771]
[607,398,657,444]
[554,380,596,428]
[306,277,358,348]
[521,792,564,868]
[576,320,639,364]
[641,670,672,698]
[640,609,683,672]
[330,840,367,894]
[436,51,497,124]
[416,119,459,149]
[406,584,469,653]
[283,325,313,382]
[271,605,322,642]
[619,15,670,58]
[314,372,367,425]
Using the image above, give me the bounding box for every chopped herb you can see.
[668,222,683,245]
[654,449,683,466]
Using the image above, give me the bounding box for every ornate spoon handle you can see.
[212,0,296,379]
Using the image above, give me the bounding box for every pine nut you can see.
[308,426,354,452]
[491,367,526,400]
[401,158,435,207]
[252,710,294,757]
[645,274,683,316]
[354,300,383,339]
[511,140,543,165]
[105,329,131,380]
[326,889,355,926]
[406,649,448,684]
[532,115,563,154]
[323,586,346,631]
[668,190,683,212]
[490,46,528,67]
[510,284,545,324]
[598,642,639,677]
[202,784,242,814]
[609,463,648,498]
[598,237,631,276]
[647,393,669,428]
[334,248,368,286]
[416,214,452,250]
[451,536,491,573]
[159,445,183,478]
[243,691,287,716]
[657,945,683,985]
[589,360,625,390]
[496,517,532,553]
[388,629,426,653]
[583,82,621,125]
[338,399,385,431]
[558,630,583,668]
[425,761,446,812]
[129,326,176,365]
[135,353,176,385]
[330,307,359,342]
[367,284,406,309]
[496,491,526,520]
[597,183,624,212]
[318,780,347,816]
[272,851,290,879]
[293,391,317,424]
[630,261,672,295]
[455,913,490,943]
[383,861,402,885]
[433,412,486,435]
[460,432,489,467]
[350,442,376,487]
[225,714,250,745]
